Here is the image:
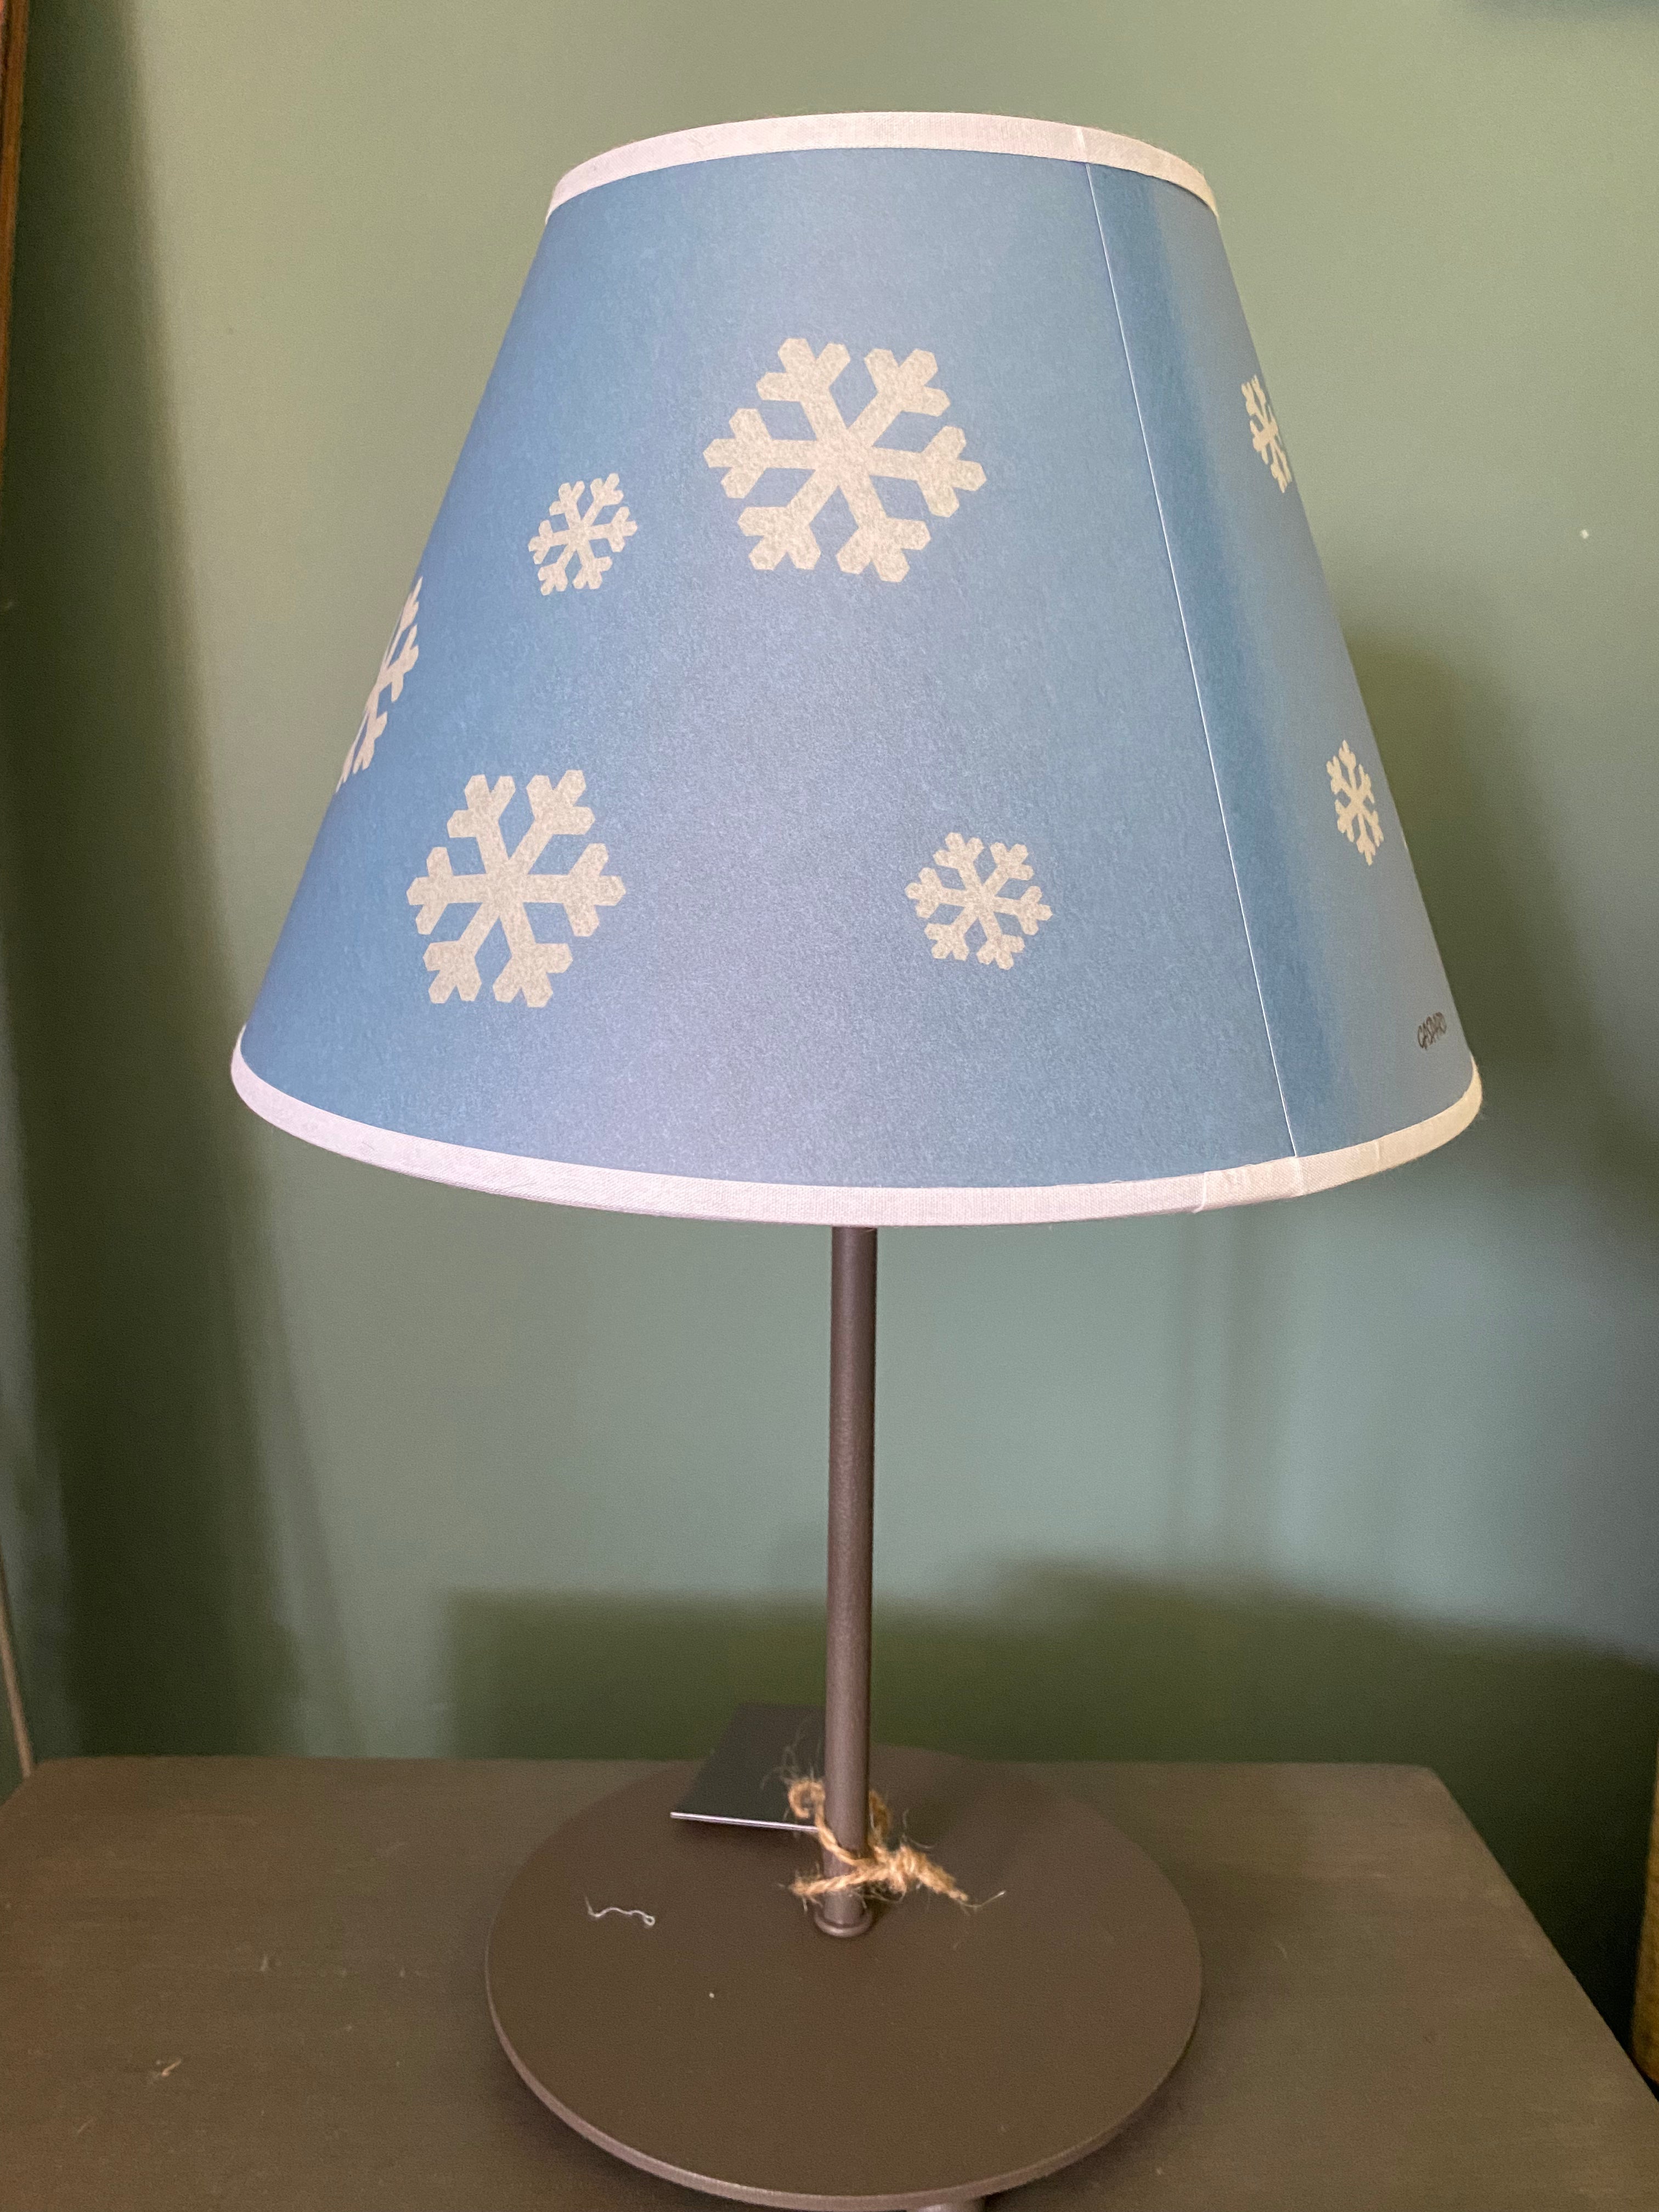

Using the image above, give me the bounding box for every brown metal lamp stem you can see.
[816,1226,877,1937]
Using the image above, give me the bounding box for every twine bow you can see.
[786,1775,970,1907]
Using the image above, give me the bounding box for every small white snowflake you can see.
[407,771,625,1005]
[1242,375,1292,493]
[1327,740,1384,865]
[338,577,420,787]
[906,834,1051,968]
[528,476,636,593]
[704,342,985,582]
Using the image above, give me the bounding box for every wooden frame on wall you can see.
[1635,1775,1659,2081]
[0,0,31,1781]
[0,0,26,509]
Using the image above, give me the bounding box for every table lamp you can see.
[233,112,1479,2212]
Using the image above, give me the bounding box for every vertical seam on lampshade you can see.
[1084,164,1296,1171]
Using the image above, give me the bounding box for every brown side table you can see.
[3,1758,1656,2208]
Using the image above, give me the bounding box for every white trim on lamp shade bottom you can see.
[547,112,1216,222]
[232,1039,1481,1229]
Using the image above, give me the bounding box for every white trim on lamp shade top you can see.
[547,112,1217,222]
[232,1038,1480,1229]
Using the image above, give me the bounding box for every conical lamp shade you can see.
[234,112,1479,1226]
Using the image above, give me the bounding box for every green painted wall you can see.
[1,0,1656,2032]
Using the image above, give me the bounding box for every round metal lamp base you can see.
[487,1752,1201,2211]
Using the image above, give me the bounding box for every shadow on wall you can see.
[1350,630,1659,1215]
[449,1573,1659,2037]
[0,2,352,1754]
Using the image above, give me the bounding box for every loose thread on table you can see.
[585,1898,656,1927]
[786,1774,972,1908]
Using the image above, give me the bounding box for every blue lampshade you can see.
[233,112,1479,1226]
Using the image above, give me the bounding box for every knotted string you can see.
[786,1774,970,1907]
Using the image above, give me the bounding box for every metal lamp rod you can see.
[816,1225,877,1937]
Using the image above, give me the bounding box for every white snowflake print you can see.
[704,342,985,582]
[338,577,421,787]
[1242,375,1292,493]
[1327,740,1385,865]
[407,772,625,1005]
[906,835,1051,968]
[528,476,636,592]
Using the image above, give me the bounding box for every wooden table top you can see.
[3,1757,1656,2209]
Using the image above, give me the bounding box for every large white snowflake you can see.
[407,771,625,1005]
[1242,375,1292,493]
[906,834,1051,968]
[1327,740,1385,865]
[338,577,420,787]
[704,342,985,582]
[528,476,636,592]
